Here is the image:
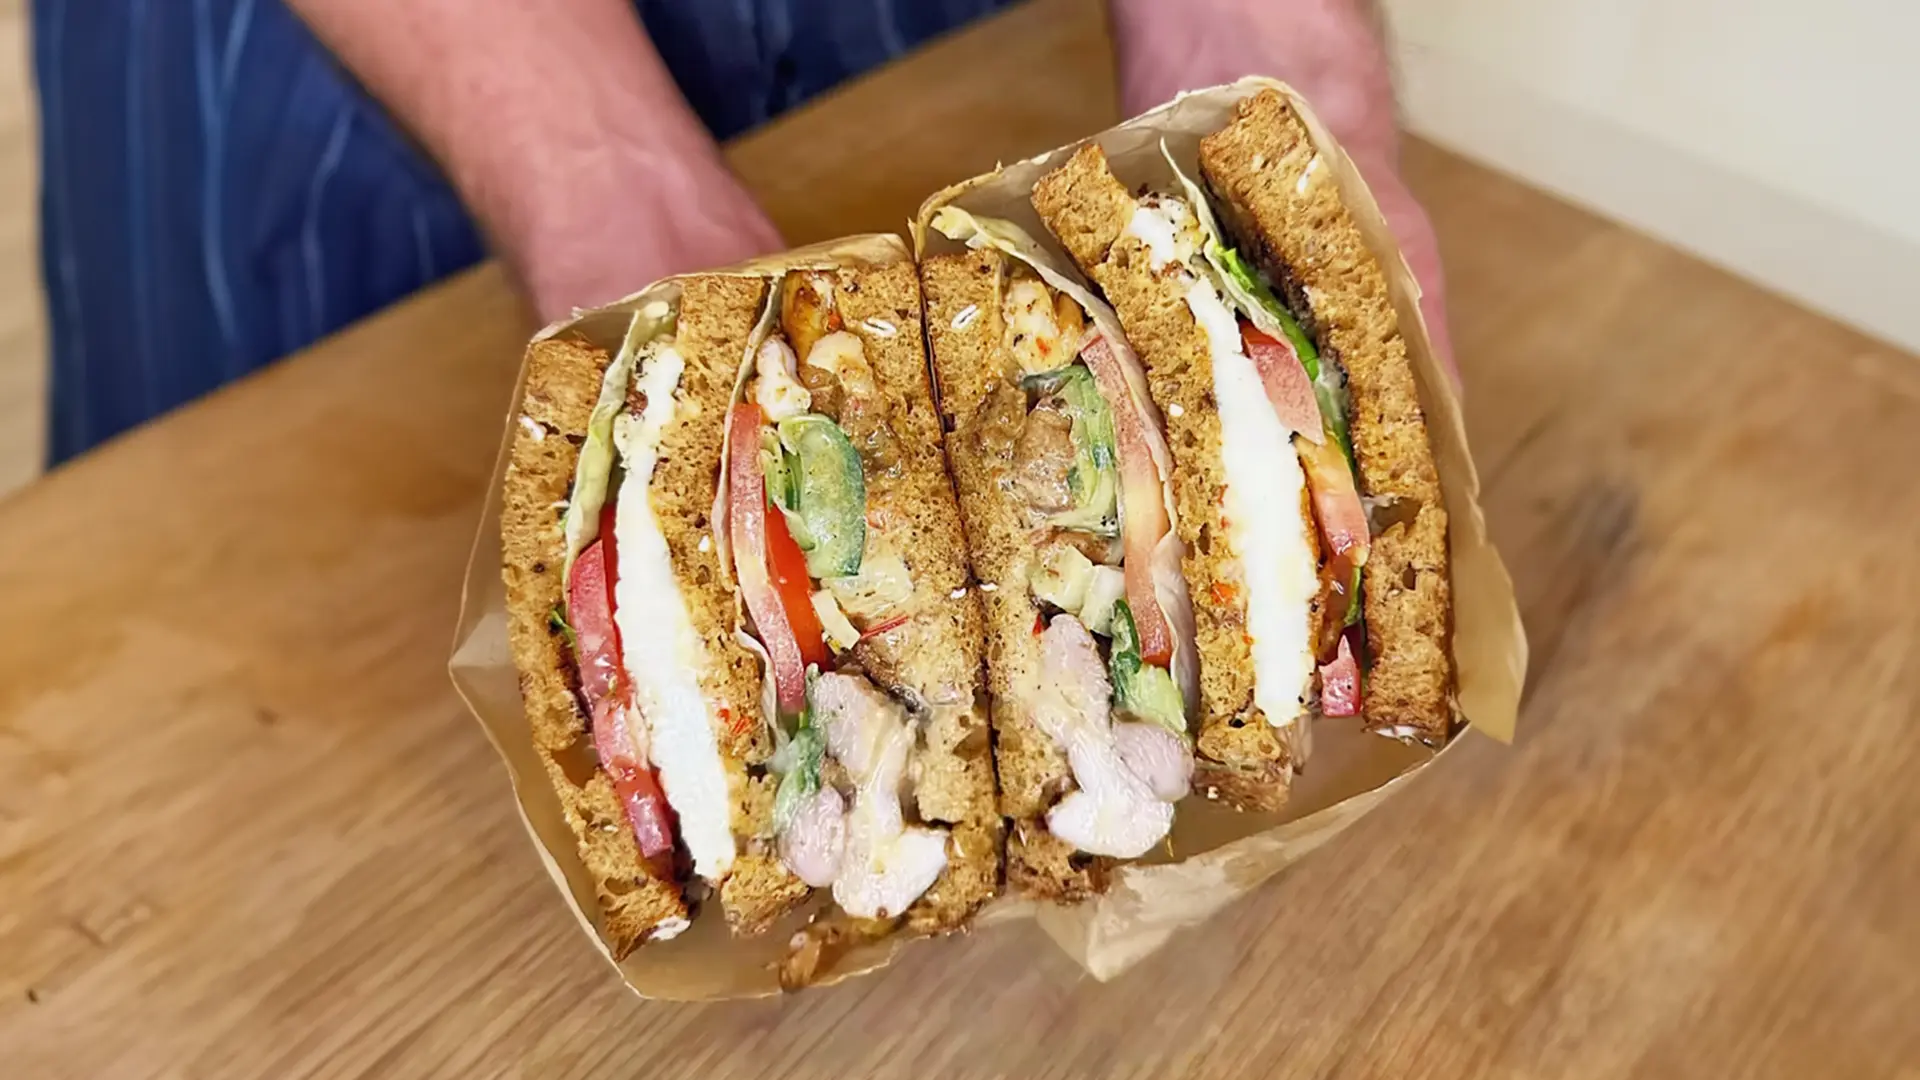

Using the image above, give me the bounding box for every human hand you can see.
[1107,0,1457,379]
[289,0,783,327]
[504,123,784,325]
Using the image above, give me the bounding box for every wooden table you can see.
[4,1,1916,1076]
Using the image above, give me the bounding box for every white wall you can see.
[1387,0,1920,352]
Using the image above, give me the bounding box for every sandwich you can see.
[499,250,1000,984]
[1022,87,1453,813]
[921,210,1200,899]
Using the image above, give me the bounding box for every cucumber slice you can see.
[758,427,806,537]
[1110,600,1187,736]
[776,414,867,578]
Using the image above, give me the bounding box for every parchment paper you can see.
[910,77,1526,974]
[450,80,1526,999]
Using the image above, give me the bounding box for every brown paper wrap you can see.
[450,79,1526,998]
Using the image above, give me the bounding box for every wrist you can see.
[293,0,782,322]
[442,35,782,321]
[487,120,782,322]
[1107,0,1453,373]
[1108,0,1398,162]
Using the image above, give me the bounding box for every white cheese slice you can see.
[611,344,737,881]
[1126,197,1320,729]
[1185,278,1319,728]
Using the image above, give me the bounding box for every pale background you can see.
[1386,0,1919,353]
[0,0,1912,498]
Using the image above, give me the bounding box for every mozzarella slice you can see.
[1186,280,1319,727]
[612,344,737,882]
[1126,198,1320,728]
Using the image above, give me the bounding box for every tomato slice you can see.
[598,501,621,588]
[1318,630,1362,718]
[765,498,831,670]
[1080,335,1174,668]
[1296,433,1369,564]
[593,707,677,860]
[1243,320,1372,625]
[569,538,624,712]
[1240,323,1323,438]
[727,403,810,715]
[568,535,677,862]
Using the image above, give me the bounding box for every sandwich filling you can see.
[1165,148,1373,717]
[556,315,737,885]
[610,342,736,882]
[1123,193,1321,729]
[1112,146,1376,725]
[933,207,1197,859]
[727,272,950,919]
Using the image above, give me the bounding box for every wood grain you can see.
[2,0,1916,1077]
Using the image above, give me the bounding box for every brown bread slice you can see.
[920,249,1106,899]
[829,258,1003,931]
[499,335,687,958]
[666,275,820,935]
[1198,90,1452,740]
[1031,144,1293,812]
[660,275,778,774]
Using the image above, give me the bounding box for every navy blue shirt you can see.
[32,0,1016,463]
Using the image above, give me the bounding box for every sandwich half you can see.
[500,254,1000,982]
[1027,88,1453,809]
[921,209,1199,900]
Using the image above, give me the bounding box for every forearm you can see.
[287,0,781,321]
[1108,0,1454,371]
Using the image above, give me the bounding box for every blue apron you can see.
[32,0,1016,463]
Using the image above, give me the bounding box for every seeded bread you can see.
[665,276,778,771]
[500,335,688,958]
[667,275,822,933]
[1198,90,1452,741]
[921,249,1108,900]
[829,258,1003,931]
[1031,143,1293,811]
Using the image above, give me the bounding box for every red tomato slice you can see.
[1295,432,1370,564]
[727,403,810,715]
[569,536,677,862]
[765,498,831,670]
[599,501,621,591]
[593,705,677,860]
[569,539,623,708]
[1319,631,1362,718]
[1242,321,1372,611]
[1080,335,1174,668]
[1240,323,1324,439]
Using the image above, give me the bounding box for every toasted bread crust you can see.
[672,275,815,931]
[668,276,777,768]
[921,250,1104,900]
[500,336,687,958]
[1198,90,1452,740]
[1007,822,1110,903]
[721,850,813,936]
[831,259,1002,931]
[1032,144,1293,809]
